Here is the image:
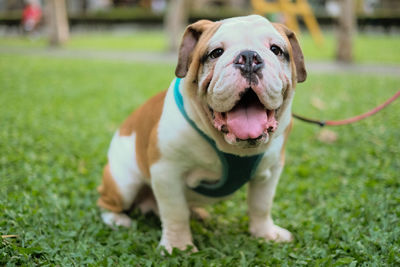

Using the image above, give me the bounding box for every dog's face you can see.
[176,15,306,154]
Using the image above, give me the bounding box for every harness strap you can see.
[174,78,264,198]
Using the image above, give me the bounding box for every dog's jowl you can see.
[97,15,307,253]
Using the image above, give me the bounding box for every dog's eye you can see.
[209,48,224,59]
[270,45,283,56]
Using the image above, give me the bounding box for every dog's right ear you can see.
[175,20,215,78]
[272,23,307,83]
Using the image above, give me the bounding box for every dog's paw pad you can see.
[101,212,132,228]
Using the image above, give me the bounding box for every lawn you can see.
[0,51,399,265]
[1,30,400,64]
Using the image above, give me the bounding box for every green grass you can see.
[1,54,399,265]
[1,30,400,63]
[300,32,400,64]
[0,36,47,48]
[67,31,167,52]
[0,31,167,52]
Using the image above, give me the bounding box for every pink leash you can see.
[292,90,400,127]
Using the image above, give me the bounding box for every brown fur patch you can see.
[175,20,221,79]
[119,90,167,178]
[272,23,307,84]
[97,164,124,212]
[178,22,222,84]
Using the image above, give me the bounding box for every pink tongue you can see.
[226,101,268,140]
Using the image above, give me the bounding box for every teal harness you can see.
[174,78,264,198]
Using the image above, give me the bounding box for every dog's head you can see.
[176,15,306,155]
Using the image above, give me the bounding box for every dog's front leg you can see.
[151,161,196,253]
[247,164,293,242]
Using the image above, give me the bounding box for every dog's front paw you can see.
[260,224,293,242]
[159,239,198,254]
[159,230,198,254]
[250,218,293,242]
[101,211,132,228]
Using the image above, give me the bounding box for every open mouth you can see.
[210,88,278,143]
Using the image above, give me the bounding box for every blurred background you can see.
[0,0,399,63]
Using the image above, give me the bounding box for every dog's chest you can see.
[157,87,228,200]
[160,115,224,187]
[156,86,283,205]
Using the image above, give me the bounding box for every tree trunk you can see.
[336,0,356,63]
[45,0,69,46]
[165,0,189,52]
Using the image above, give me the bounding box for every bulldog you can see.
[97,15,307,252]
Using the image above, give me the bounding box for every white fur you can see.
[108,131,145,210]
[182,15,294,155]
[185,169,220,188]
[101,15,298,253]
[101,211,132,228]
[151,78,294,251]
[205,16,289,112]
[151,160,196,251]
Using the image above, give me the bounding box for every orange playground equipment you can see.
[251,0,324,45]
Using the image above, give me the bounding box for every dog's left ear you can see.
[175,20,215,78]
[272,23,307,83]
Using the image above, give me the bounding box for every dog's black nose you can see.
[233,50,264,74]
